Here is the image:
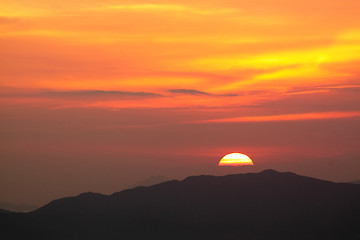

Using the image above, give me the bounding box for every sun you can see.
[219,153,254,166]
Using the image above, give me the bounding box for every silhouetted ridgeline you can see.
[0,208,12,214]
[129,175,169,188]
[0,202,38,213]
[1,169,360,240]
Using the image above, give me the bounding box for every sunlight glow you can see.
[219,153,254,166]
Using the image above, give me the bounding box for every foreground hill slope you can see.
[1,169,360,240]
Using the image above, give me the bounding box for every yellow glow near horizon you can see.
[219,153,254,167]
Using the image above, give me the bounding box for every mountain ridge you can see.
[20,169,360,215]
[1,169,360,240]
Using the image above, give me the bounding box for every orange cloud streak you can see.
[201,111,360,123]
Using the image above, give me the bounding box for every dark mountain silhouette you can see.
[0,208,12,214]
[129,175,170,188]
[349,180,360,184]
[0,202,38,212]
[1,169,360,240]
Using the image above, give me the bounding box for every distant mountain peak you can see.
[260,169,280,174]
[259,169,299,177]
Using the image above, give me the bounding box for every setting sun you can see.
[219,153,254,166]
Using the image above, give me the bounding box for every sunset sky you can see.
[1,0,360,205]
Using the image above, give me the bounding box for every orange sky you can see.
[1,0,360,205]
[1,0,360,111]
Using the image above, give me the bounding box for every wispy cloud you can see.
[168,89,210,95]
[319,84,360,93]
[0,16,18,24]
[167,89,239,97]
[97,4,237,15]
[41,90,162,97]
[285,84,360,95]
[200,111,360,123]
[0,89,163,98]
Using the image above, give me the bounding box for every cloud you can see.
[168,89,210,95]
[199,111,360,123]
[41,90,162,98]
[0,89,163,99]
[96,4,237,15]
[218,93,239,97]
[167,89,240,97]
[320,84,360,93]
[0,17,18,24]
[284,84,360,96]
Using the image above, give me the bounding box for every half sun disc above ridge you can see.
[219,153,254,166]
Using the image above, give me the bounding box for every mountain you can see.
[1,169,360,240]
[0,208,12,214]
[349,180,360,184]
[0,202,38,212]
[129,175,169,188]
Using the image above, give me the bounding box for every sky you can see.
[1,0,360,206]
